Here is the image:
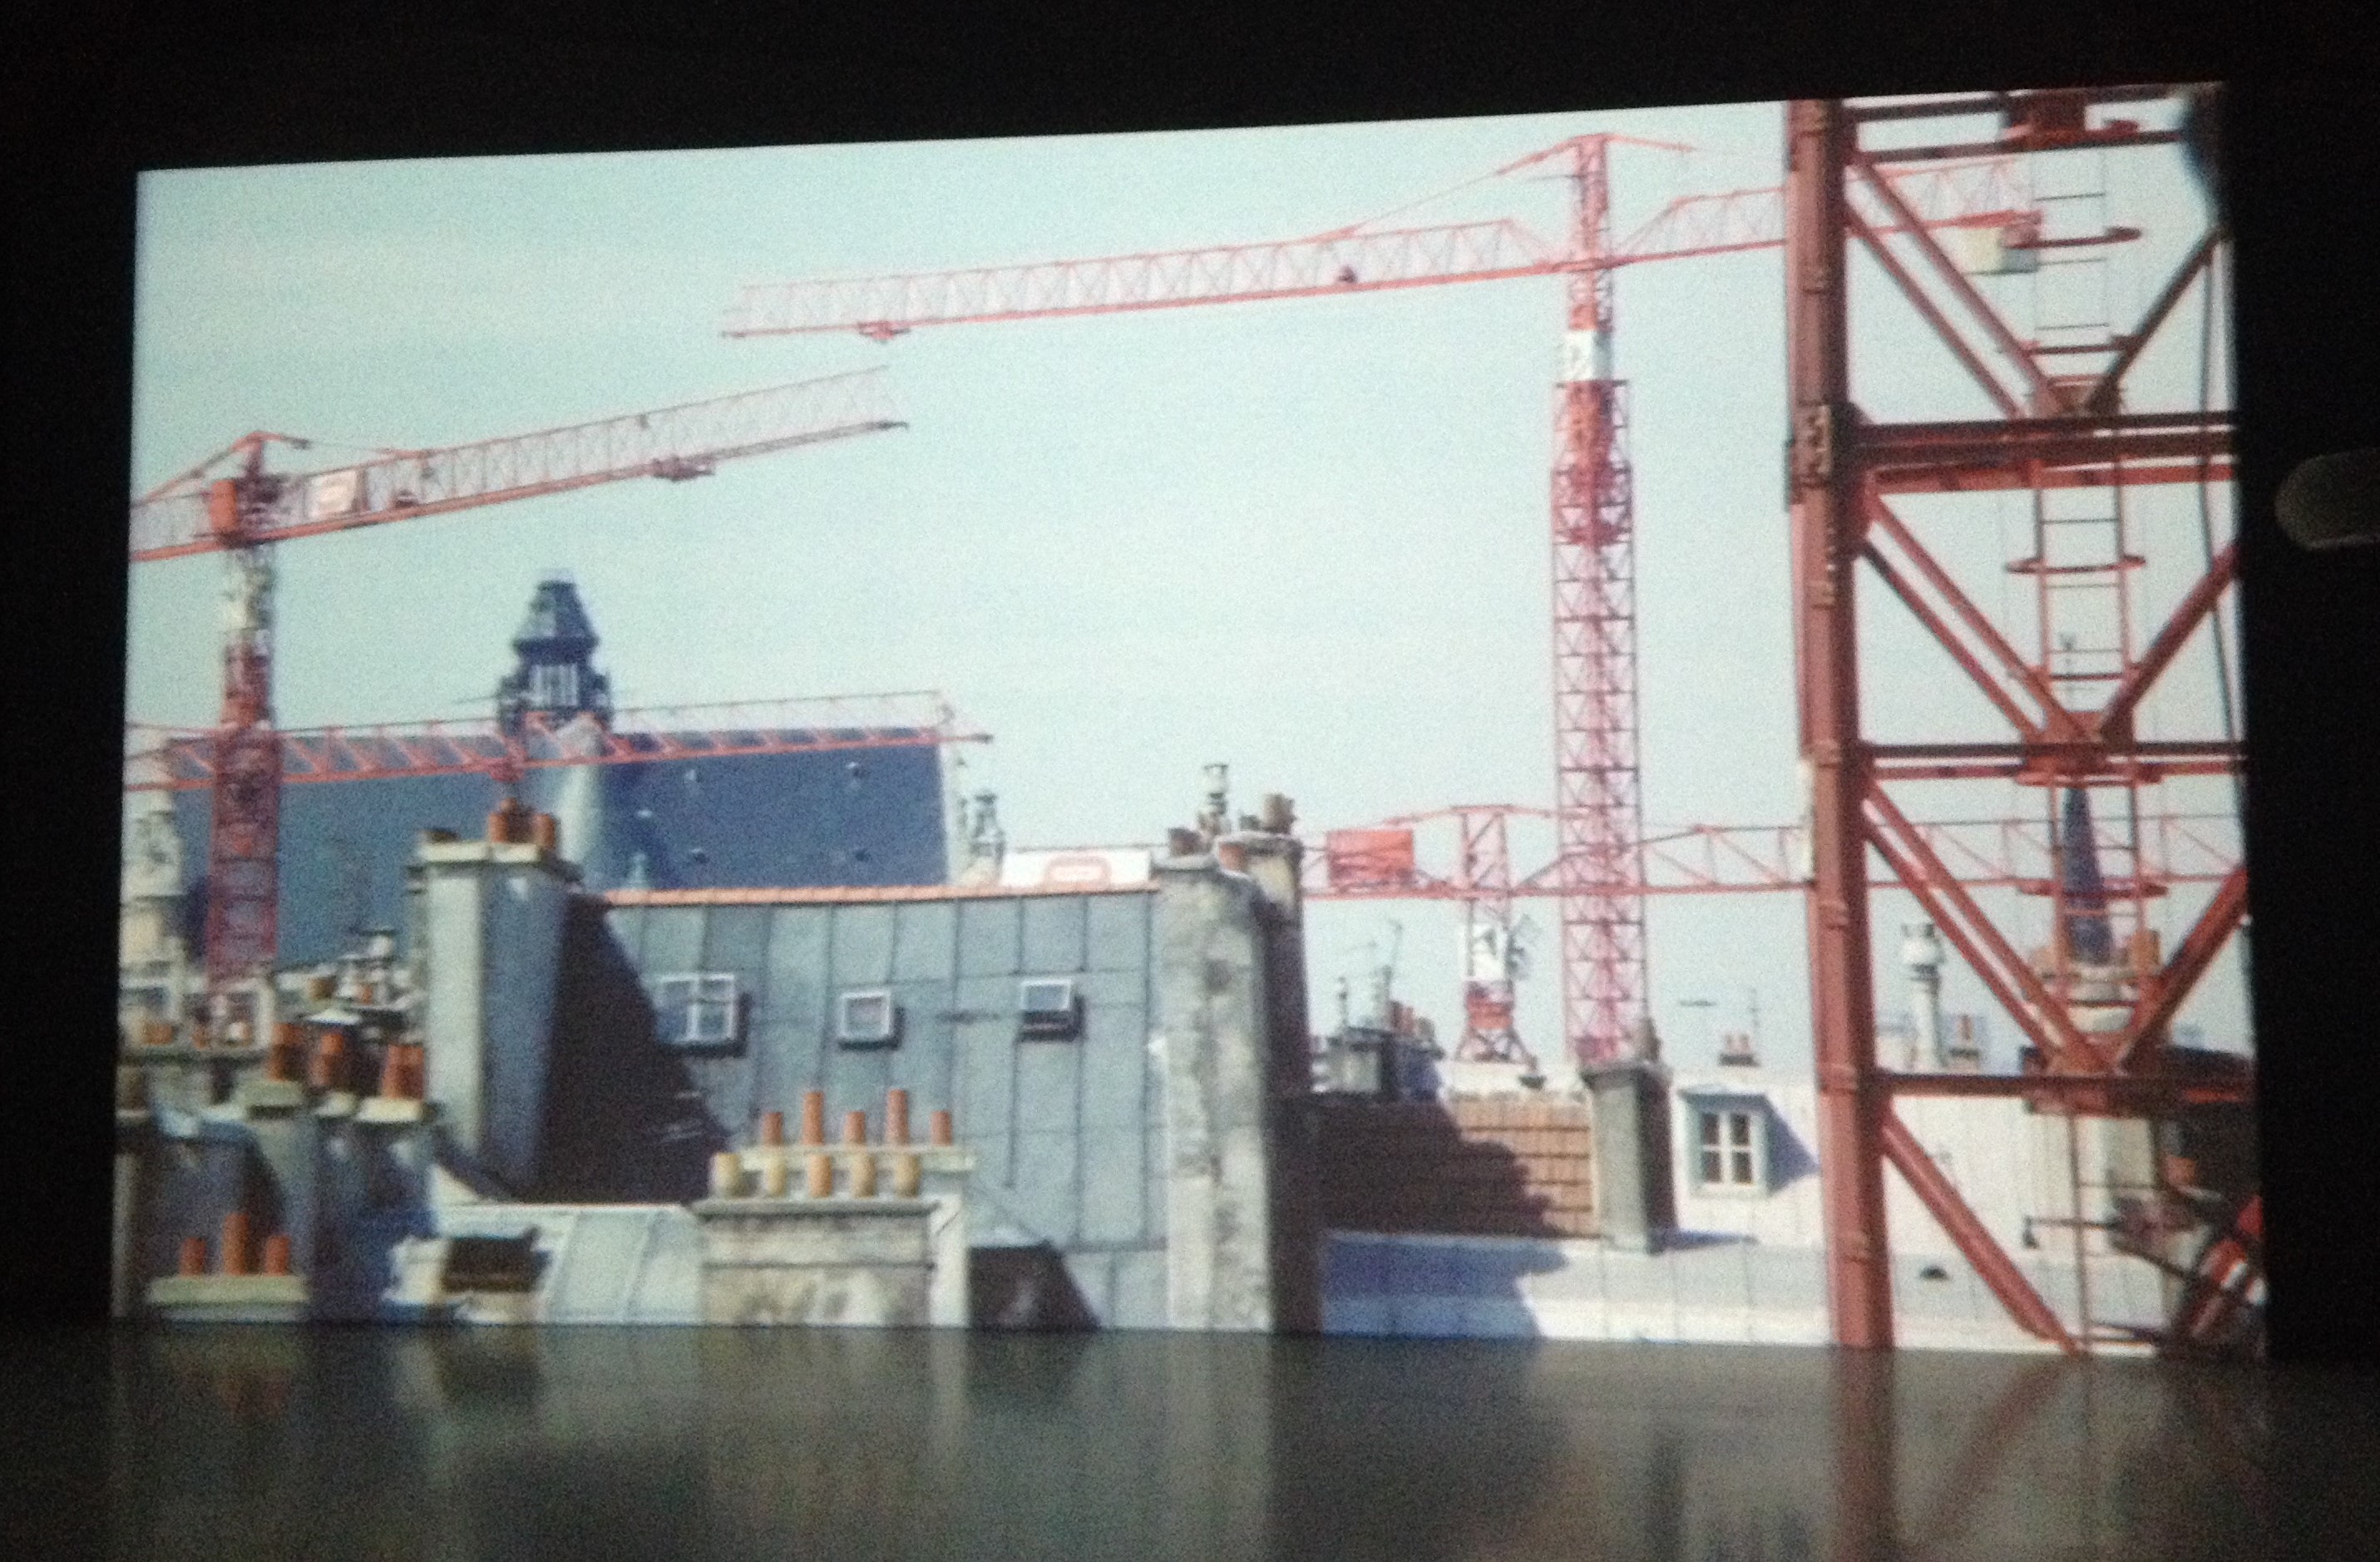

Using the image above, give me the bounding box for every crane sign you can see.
[128,369,906,1018]
[722,142,2028,1070]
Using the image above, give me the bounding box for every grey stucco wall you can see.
[1241,837,1323,1334]
[1153,860,1278,1332]
[479,865,569,1188]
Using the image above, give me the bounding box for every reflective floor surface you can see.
[7,1325,2373,1560]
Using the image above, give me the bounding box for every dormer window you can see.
[1017,978,1081,1041]
[1694,1105,1766,1194]
[651,974,740,1047]
[837,989,899,1047]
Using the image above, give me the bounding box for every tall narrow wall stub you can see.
[1154,853,1277,1332]
[1587,1060,1676,1252]
[412,838,577,1190]
[1235,833,1322,1333]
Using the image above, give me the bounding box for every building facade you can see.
[114,806,1322,1332]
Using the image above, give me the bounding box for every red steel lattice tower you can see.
[1548,137,1648,1068]
[1785,88,2246,1352]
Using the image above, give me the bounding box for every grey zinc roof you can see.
[429,1204,704,1324]
[600,889,1168,1326]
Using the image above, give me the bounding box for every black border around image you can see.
[11,5,2375,1362]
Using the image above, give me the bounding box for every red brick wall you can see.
[1315,1097,1597,1238]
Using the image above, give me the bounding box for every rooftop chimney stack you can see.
[1901,921,1947,1070]
[1197,764,1230,843]
[119,786,191,1026]
[409,818,577,1184]
[957,791,1006,885]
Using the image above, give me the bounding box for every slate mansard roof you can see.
[169,743,951,967]
[582,887,1170,1327]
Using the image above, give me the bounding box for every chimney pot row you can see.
[769,1090,927,1150]
[710,1095,960,1199]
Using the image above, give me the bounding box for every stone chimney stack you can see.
[1587,1016,1676,1253]
[408,811,581,1190]
[1153,779,1320,1332]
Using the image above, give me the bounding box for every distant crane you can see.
[722,145,2029,1069]
[128,370,906,1025]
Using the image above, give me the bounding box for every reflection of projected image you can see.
[116,86,2251,1355]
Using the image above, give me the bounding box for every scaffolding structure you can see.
[1782,89,2250,1353]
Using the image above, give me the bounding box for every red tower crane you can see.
[1309,804,2239,902]
[128,370,906,1019]
[721,142,2028,1070]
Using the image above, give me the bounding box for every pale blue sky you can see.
[126,96,2245,1069]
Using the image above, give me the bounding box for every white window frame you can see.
[837,988,899,1047]
[651,973,741,1047]
[1016,977,1082,1040]
[1693,1105,1767,1195]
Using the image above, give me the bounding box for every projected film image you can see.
[116,88,2256,1356]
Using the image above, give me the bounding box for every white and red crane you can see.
[128,369,906,1021]
[722,141,2032,1070]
